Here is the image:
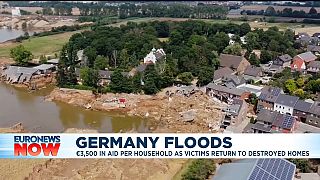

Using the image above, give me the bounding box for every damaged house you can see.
[221,99,248,128]
[1,66,39,84]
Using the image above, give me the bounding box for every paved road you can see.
[224,117,251,133]
[294,121,320,133]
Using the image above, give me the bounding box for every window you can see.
[288,108,291,111]
[276,105,278,108]
[279,106,282,108]
[309,120,313,123]
[283,107,285,109]
[315,121,318,125]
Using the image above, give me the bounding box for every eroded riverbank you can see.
[0,83,147,133]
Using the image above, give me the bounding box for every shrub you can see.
[181,159,216,180]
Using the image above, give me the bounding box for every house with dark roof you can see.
[307,45,320,55]
[307,61,320,74]
[257,86,282,112]
[293,100,313,122]
[274,94,299,115]
[295,33,320,46]
[271,113,297,133]
[206,83,250,102]
[293,51,317,64]
[273,54,292,68]
[221,74,246,88]
[128,64,148,77]
[243,65,263,82]
[219,54,250,74]
[251,109,296,133]
[222,99,248,128]
[213,159,296,180]
[306,101,320,128]
[213,67,235,83]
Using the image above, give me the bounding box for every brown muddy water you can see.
[0,83,148,132]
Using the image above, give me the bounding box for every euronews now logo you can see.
[14,136,60,156]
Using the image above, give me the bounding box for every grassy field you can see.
[0,31,82,59]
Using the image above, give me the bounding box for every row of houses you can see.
[207,50,320,131]
[257,86,320,128]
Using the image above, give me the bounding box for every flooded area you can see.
[0,28,35,43]
[0,83,148,132]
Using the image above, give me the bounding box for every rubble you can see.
[47,87,225,133]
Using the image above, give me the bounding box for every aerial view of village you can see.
[0,0,320,179]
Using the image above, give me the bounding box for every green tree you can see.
[288,159,311,173]
[245,32,259,51]
[178,72,194,85]
[209,32,229,53]
[109,69,132,93]
[94,55,108,70]
[260,50,276,64]
[285,79,297,94]
[119,49,130,69]
[84,46,97,68]
[239,22,251,36]
[169,30,183,45]
[309,7,317,15]
[294,89,305,99]
[10,45,33,66]
[143,64,160,94]
[268,40,280,52]
[223,43,242,56]
[197,67,214,87]
[39,55,47,64]
[296,77,305,88]
[249,53,260,66]
[143,78,158,95]
[80,67,99,88]
[181,159,215,180]
[132,73,143,93]
[56,43,78,87]
[265,6,276,16]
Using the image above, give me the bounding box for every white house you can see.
[12,7,21,16]
[143,48,166,64]
[228,33,246,45]
[274,94,299,115]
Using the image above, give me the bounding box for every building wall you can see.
[206,88,241,100]
[293,110,309,122]
[283,61,291,68]
[307,67,320,73]
[257,100,274,112]
[306,115,320,128]
[274,103,294,115]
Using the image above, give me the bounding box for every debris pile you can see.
[47,87,224,133]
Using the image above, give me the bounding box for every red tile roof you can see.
[291,58,305,71]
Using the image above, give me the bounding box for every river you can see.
[0,28,36,43]
[0,83,148,132]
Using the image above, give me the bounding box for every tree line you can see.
[242,6,320,19]
[13,1,228,19]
